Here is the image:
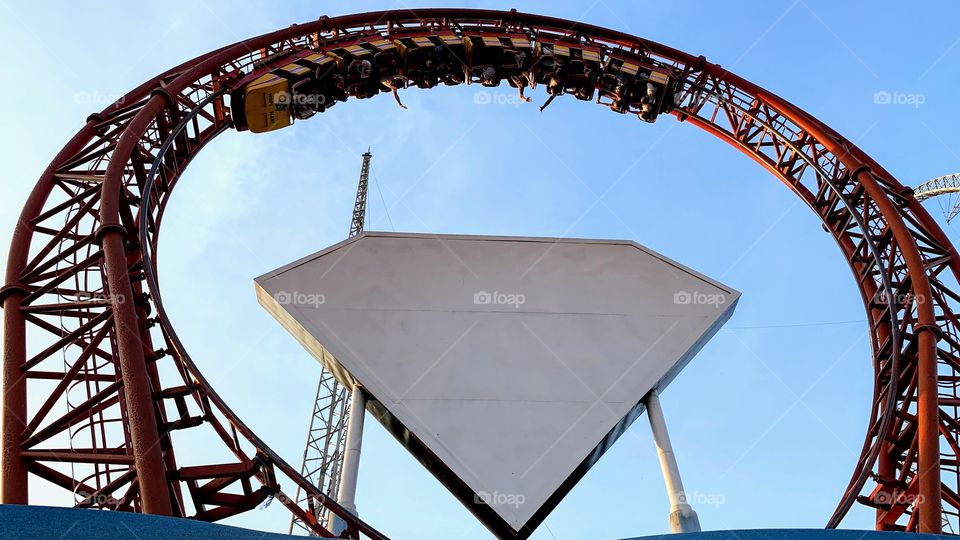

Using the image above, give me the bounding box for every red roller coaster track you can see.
[2,8,960,538]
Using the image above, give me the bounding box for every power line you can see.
[371,168,395,232]
[725,319,865,330]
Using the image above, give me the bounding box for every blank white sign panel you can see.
[255,232,739,539]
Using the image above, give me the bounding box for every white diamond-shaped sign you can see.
[255,232,739,539]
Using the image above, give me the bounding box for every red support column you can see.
[100,230,172,515]
[134,276,184,515]
[875,317,894,530]
[848,167,942,534]
[1,287,28,504]
[916,324,942,533]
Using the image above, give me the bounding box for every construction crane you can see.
[290,149,372,535]
[915,172,960,223]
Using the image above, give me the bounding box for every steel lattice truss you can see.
[915,173,960,223]
[290,359,349,535]
[349,151,372,239]
[2,8,960,537]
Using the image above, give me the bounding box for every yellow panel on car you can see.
[482,36,502,47]
[582,48,601,62]
[439,33,460,46]
[650,71,669,85]
[510,37,531,48]
[621,62,640,76]
[295,54,327,71]
[280,63,311,76]
[243,74,292,133]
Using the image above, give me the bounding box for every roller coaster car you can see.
[303,52,348,108]
[326,35,402,99]
[231,73,291,133]
[533,40,601,104]
[463,32,533,87]
[231,50,347,133]
[392,31,465,89]
[598,53,675,122]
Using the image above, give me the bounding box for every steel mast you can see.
[289,149,372,535]
[350,149,372,236]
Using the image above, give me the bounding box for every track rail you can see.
[2,8,960,536]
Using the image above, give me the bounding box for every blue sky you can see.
[1,1,959,538]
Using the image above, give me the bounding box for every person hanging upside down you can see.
[382,75,408,109]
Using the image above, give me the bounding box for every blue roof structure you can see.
[0,504,296,540]
[0,504,951,540]
[623,530,947,540]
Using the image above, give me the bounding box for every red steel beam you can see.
[0,288,28,504]
[99,230,172,515]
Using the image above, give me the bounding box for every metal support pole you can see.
[101,231,172,515]
[330,384,366,536]
[916,326,942,533]
[1,289,28,504]
[646,389,701,533]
